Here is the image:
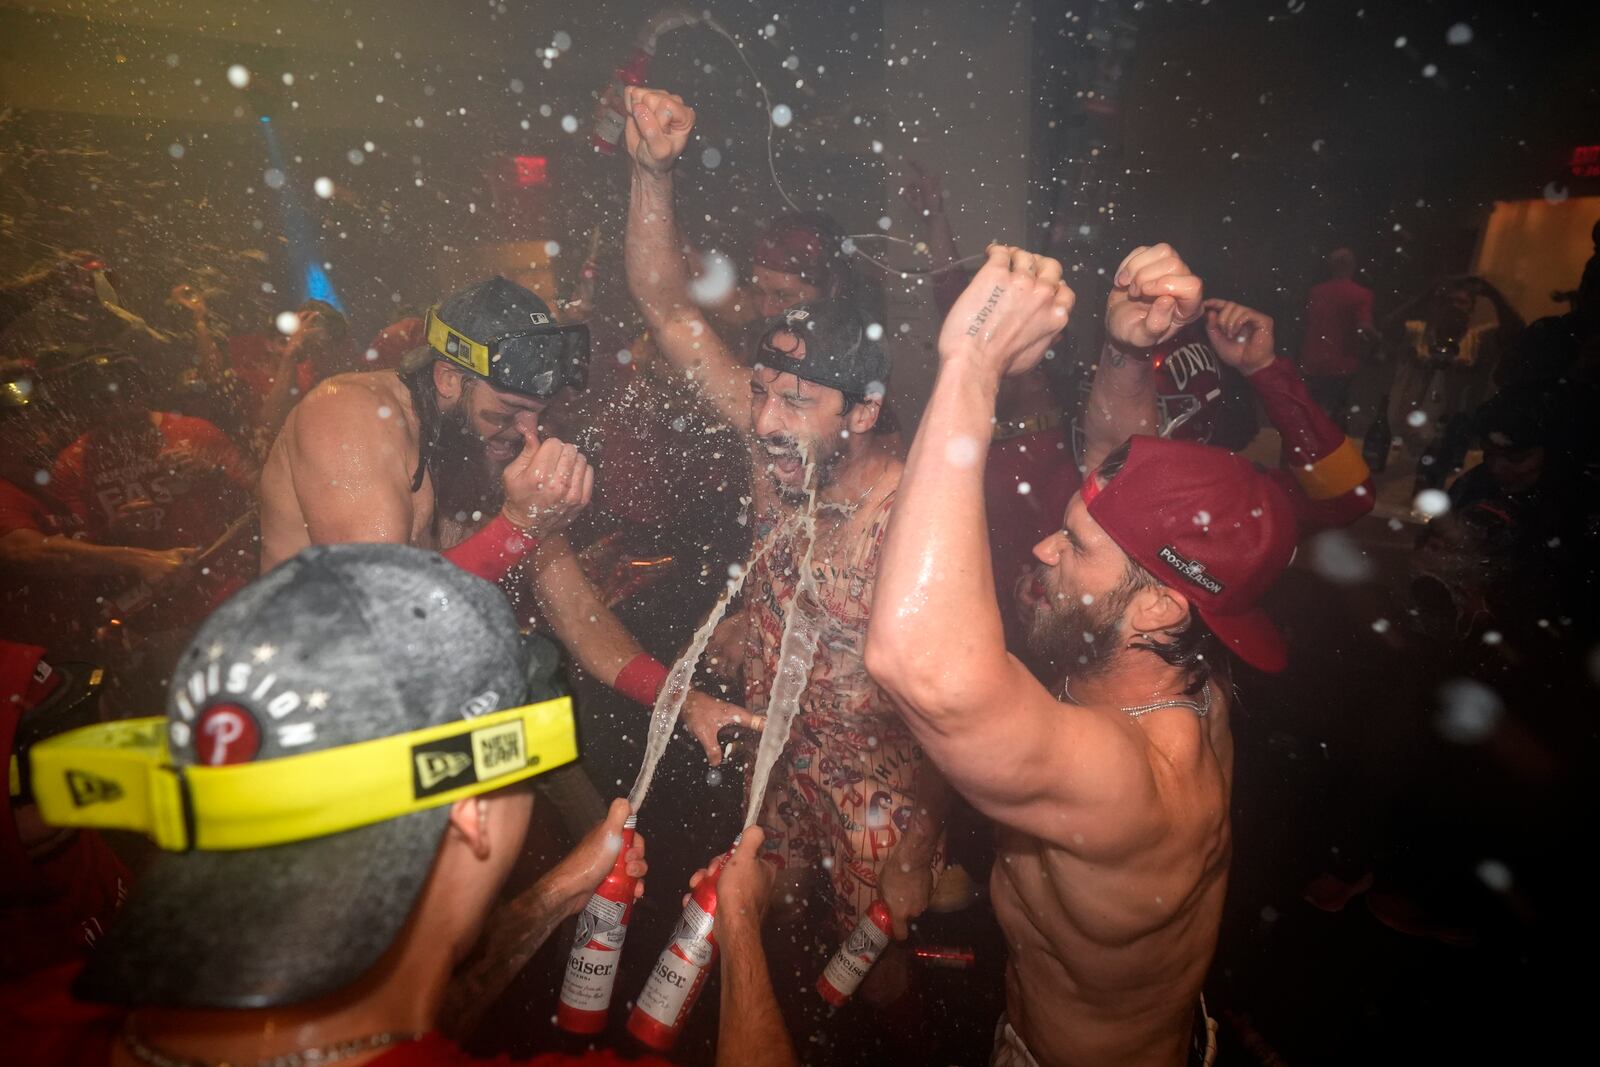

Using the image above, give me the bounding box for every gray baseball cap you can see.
[75,543,567,1008]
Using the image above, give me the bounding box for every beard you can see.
[429,403,509,521]
[760,431,844,504]
[1022,568,1141,681]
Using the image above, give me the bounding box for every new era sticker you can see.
[67,770,123,807]
[411,721,532,799]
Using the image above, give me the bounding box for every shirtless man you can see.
[869,245,1299,1067]
[619,85,948,942]
[259,276,592,577]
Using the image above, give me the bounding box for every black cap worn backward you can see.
[75,543,564,1009]
[427,276,590,399]
[754,299,889,400]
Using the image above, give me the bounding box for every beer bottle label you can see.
[575,894,628,949]
[821,912,890,996]
[636,948,702,1027]
[560,895,629,1011]
[671,899,715,967]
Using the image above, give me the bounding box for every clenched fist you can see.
[937,245,1076,379]
[1202,298,1278,376]
[501,413,593,538]
[1104,243,1203,351]
[623,86,695,175]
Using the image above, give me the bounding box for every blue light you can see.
[259,115,272,124]
[303,263,345,311]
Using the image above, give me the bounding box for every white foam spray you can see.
[741,455,824,828]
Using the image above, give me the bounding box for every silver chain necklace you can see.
[1059,677,1213,719]
[817,461,888,517]
[124,1027,419,1067]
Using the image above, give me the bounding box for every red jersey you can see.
[0,964,675,1067]
[50,413,253,552]
[1299,277,1374,378]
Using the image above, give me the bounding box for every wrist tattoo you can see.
[966,285,1005,337]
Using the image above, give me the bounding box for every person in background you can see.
[1385,276,1523,487]
[0,543,796,1067]
[1496,217,1600,396]
[1298,247,1377,429]
[1411,383,1599,647]
[1,355,191,655]
[48,349,255,626]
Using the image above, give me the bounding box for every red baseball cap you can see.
[1081,436,1298,672]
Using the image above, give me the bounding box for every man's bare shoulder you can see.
[284,371,413,451]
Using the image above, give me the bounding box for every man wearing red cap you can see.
[869,245,1302,1066]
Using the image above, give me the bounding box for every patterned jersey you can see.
[743,489,942,932]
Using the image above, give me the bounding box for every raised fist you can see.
[623,87,695,175]
[1105,243,1203,351]
[937,245,1075,379]
[1202,298,1277,376]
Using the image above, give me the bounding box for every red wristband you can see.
[441,514,536,584]
[615,652,669,706]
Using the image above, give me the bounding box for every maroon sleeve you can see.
[1246,358,1375,532]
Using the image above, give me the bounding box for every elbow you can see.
[865,632,977,730]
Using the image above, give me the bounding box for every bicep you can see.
[287,410,414,547]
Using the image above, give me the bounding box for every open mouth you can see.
[763,442,802,478]
[484,438,519,463]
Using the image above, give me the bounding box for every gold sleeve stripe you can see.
[1294,438,1369,501]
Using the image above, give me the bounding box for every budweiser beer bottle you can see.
[556,815,638,1034]
[590,48,653,154]
[816,900,894,1005]
[627,855,723,1050]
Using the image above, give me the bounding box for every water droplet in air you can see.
[1413,489,1450,519]
[227,64,251,89]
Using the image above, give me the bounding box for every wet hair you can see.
[398,356,444,494]
[1097,440,1225,688]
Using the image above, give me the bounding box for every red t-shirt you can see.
[50,414,255,624]
[1299,277,1374,378]
[50,414,254,552]
[0,964,675,1067]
